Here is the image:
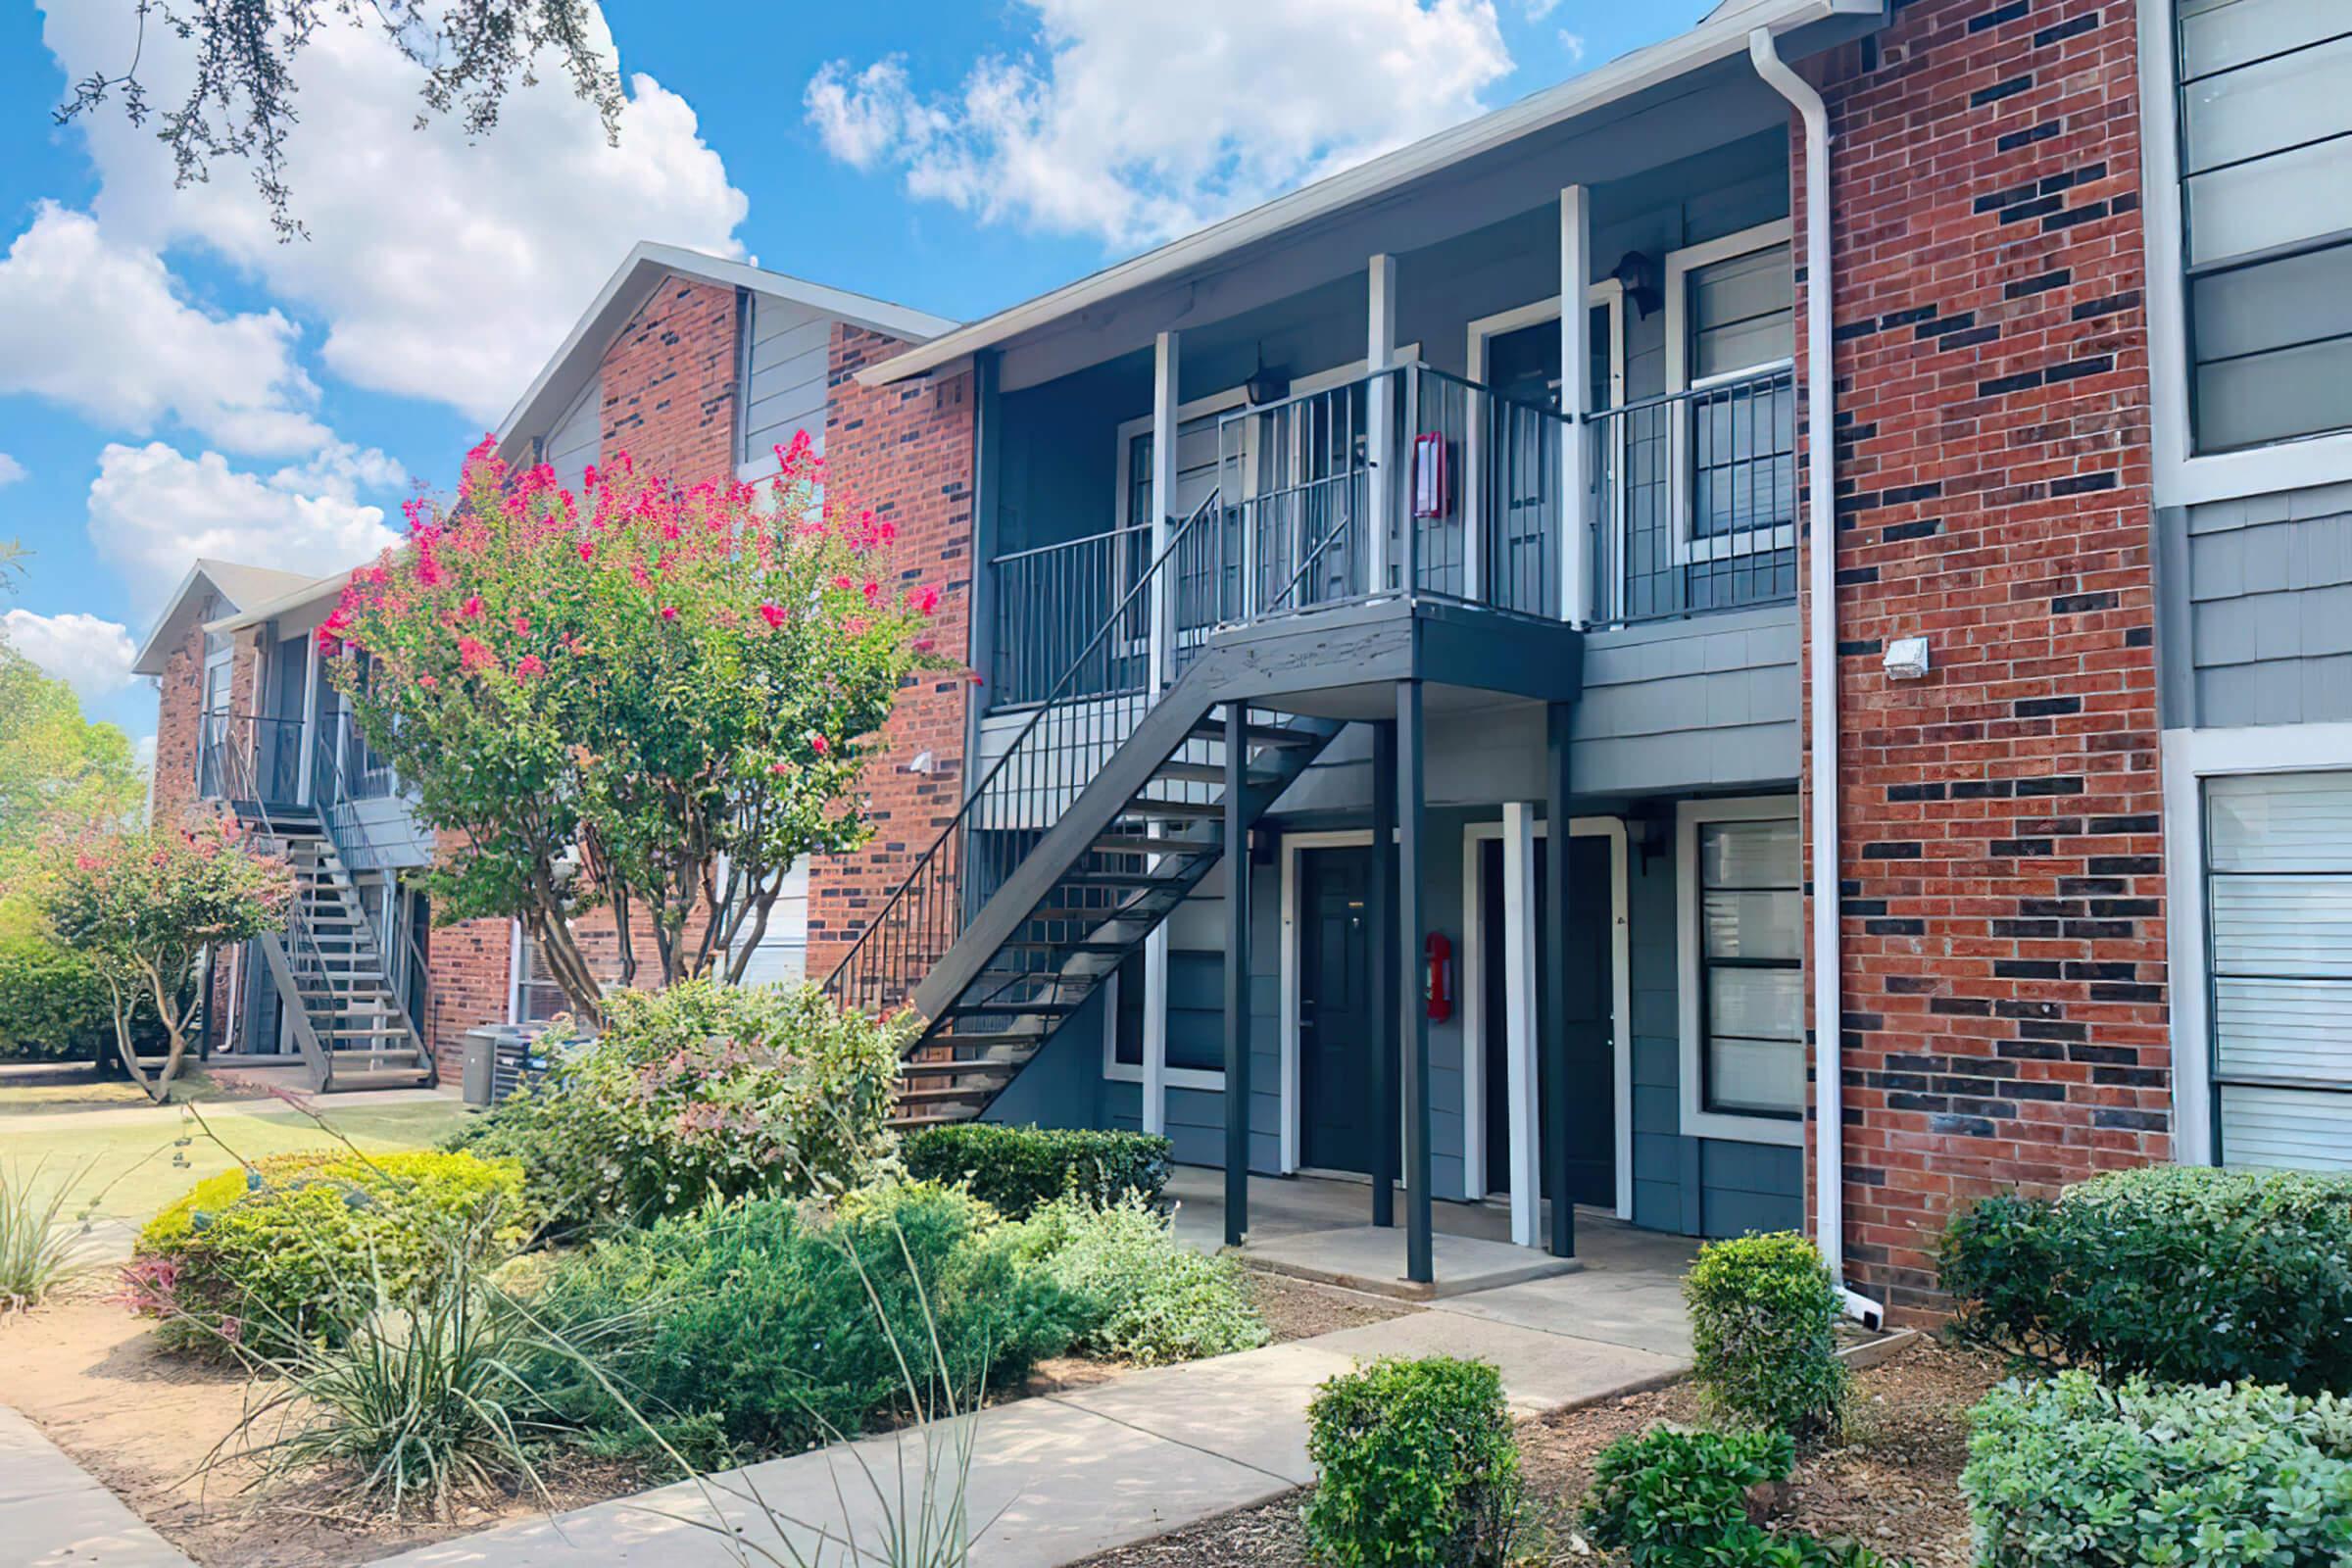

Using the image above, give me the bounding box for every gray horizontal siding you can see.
[546,375,600,492]
[742,293,830,466]
[1571,607,1800,794]
[2168,480,2352,729]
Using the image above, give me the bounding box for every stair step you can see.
[1118,797,1224,821]
[899,1054,1023,1078]
[1057,870,1194,889]
[896,1084,1003,1106]
[1093,832,1213,857]
[1153,760,1280,787]
[325,1067,436,1092]
[996,939,1133,956]
[946,997,1081,1018]
[1188,717,1318,749]
[932,1028,1049,1049]
[887,1110,977,1130]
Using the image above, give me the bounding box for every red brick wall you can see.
[151,623,206,826]
[599,276,740,477]
[1801,0,2165,1320]
[805,326,977,982]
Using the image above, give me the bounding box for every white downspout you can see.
[1749,27,1849,1293]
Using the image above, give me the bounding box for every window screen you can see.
[2177,0,2352,453]
[514,933,569,1025]
[2205,770,2352,1170]
[1698,815,1804,1118]
[1688,244,1793,384]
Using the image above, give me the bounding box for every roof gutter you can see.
[860,0,1878,389]
[1748,25,1851,1295]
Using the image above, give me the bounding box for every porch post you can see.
[1502,801,1543,1247]
[1559,185,1593,626]
[1397,681,1433,1285]
[1223,703,1253,1249]
[1144,330,1182,1137]
[1366,253,1397,595]
[1369,720,1398,1229]
[1544,702,1577,1257]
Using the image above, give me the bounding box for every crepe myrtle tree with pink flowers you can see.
[321,432,948,1025]
[39,816,293,1099]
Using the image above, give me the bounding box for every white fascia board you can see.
[858,0,1881,388]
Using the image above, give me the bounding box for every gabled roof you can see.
[129,559,319,676]
[493,241,960,464]
[860,0,1881,387]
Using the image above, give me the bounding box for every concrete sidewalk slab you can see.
[1306,1312,1685,1415]
[0,1405,196,1567]
[1238,1224,1579,1299]
[1433,1271,1695,1360]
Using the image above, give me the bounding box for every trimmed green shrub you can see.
[129,1149,529,1352]
[1581,1426,1897,1568]
[0,900,114,1063]
[1004,1195,1267,1365]
[520,1183,1082,1462]
[445,980,910,1227]
[900,1122,1170,1219]
[1685,1232,1846,1443]
[1301,1355,1525,1568]
[1964,1371,2352,1568]
[1941,1164,2352,1393]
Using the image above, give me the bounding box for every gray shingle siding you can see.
[2167,480,2352,729]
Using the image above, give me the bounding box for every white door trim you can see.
[1460,814,1635,1224]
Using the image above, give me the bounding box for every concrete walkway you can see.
[0,1406,196,1568]
[373,1204,1695,1568]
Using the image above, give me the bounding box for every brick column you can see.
[1802,0,2166,1319]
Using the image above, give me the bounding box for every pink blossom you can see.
[417,673,439,690]
[515,655,547,679]
[768,761,788,775]
[659,605,679,621]
[831,574,855,592]
[914,585,941,616]
[809,734,830,756]
[511,613,532,635]
[460,595,485,619]
[758,602,788,629]
[457,635,496,674]
[576,540,596,564]
[861,579,881,605]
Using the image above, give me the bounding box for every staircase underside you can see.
[887,597,1584,1127]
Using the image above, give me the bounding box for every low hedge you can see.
[1581,1426,1900,1568]
[1964,1372,2352,1568]
[1302,1355,1525,1568]
[1685,1232,1846,1445]
[1941,1164,2352,1393]
[900,1123,1170,1219]
[1004,1196,1267,1365]
[131,1149,530,1352]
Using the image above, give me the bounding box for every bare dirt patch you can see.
[1076,1337,2001,1567]
[1248,1268,1420,1344]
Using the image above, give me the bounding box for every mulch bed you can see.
[1077,1337,2000,1567]
[1248,1269,1421,1344]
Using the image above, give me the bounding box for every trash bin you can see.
[461,1026,502,1106]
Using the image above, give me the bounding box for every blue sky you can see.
[0,0,1708,758]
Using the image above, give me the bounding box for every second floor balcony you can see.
[983,357,1795,711]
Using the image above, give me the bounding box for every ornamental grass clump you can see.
[0,1158,86,1310]
[1684,1232,1847,1445]
[321,431,950,1023]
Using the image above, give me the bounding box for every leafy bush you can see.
[446,979,910,1227]
[901,1122,1171,1219]
[1941,1164,2352,1394]
[1964,1371,2352,1568]
[1301,1355,1525,1568]
[1005,1195,1267,1365]
[1685,1232,1846,1443]
[0,901,114,1063]
[130,1149,529,1352]
[520,1183,1081,1461]
[1581,1426,1896,1568]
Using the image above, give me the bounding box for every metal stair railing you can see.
[303,730,434,1072]
[207,717,346,1081]
[825,488,1223,1020]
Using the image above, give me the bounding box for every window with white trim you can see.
[1678,798,1805,1143]
[513,928,569,1025]
[2204,770,2352,1169]
[2173,0,2352,454]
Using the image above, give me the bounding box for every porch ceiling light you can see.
[1611,251,1662,318]
[1244,344,1291,407]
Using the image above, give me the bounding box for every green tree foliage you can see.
[39,817,292,1097]
[0,638,143,879]
[324,435,947,1022]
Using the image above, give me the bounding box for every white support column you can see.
[1143,330,1181,1137]
[1559,186,1593,626]
[1366,253,1397,593]
[294,634,323,807]
[1502,802,1543,1248]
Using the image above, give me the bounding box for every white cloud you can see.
[1,608,137,705]
[1522,0,1561,19]
[43,5,749,426]
[86,442,400,612]
[1559,28,1587,61]
[0,454,24,487]
[0,204,330,456]
[133,732,156,777]
[807,0,1513,245]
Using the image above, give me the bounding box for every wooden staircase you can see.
[229,803,436,1092]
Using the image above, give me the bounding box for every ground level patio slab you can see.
[1235,1222,1580,1299]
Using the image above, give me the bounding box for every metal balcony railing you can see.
[194,711,306,805]
[1589,365,1798,625]
[988,523,1153,709]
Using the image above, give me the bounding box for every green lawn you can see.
[6,1101,477,1228]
